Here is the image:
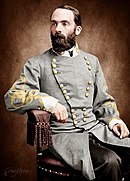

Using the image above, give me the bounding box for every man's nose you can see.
[55,23,62,33]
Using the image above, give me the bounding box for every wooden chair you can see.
[27,110,87,181]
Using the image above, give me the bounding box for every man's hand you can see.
[53,102,68,123]
[112,123,130,139]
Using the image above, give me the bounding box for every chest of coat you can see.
[40,55,96,107]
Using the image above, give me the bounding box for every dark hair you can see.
[51,5,82,26]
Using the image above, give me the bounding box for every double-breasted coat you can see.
[4,48,130,180]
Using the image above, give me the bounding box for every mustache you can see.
[52,33,66,39]
[51,32,76,53]
[51,33,67,45]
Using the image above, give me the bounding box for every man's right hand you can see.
[54,102,68,123]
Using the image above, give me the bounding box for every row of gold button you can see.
[84,56,92,71]
[84,56,92,98]
[37,106,52,113]
[60,83,70,100]
[52,58,71,101]
[70,107,88,125]
[82,107,87,122]
[52,58,58,74]
[85,81,92,98]
[70,108,77,125]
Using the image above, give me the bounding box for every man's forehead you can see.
[51,8,74,22]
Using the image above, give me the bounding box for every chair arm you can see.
[27,110,52,148]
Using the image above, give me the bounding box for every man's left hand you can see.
[112,123,130,139]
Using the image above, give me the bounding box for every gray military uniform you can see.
[4,48,130,180]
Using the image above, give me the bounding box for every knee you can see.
[104,149,122,168]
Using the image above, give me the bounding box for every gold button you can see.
[37,106,41,110]
[82,107,87,111]
[66,95,70,100]
[60,84,64,88]
[74,120,78,125]
[53,69,58,74]
[84,56,87,60]
[83,118,87,122]
[88,66,91,70]
[86,87,90,91]
[48,109,52,112]
[85,93,89,97]
[88,81,92,85]
[71,108,75,113]
[72,114,76,119]
[63,89,67,94]
[52,63,57,68]
[86,61,90,65]
[76,47,79,53]
[83,112,87,116]
[52,58,57,62]
[59,51,64,55]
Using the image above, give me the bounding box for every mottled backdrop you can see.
[0,0,130,180]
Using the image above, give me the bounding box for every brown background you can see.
[0,0,130,180]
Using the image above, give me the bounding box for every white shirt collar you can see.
[52,43,80,58]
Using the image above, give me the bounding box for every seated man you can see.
[4,5,130,181]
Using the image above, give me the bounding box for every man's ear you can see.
[75,26,82,35]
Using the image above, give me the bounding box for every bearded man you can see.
[4,5,130,181]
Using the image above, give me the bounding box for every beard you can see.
[51,31,76,53]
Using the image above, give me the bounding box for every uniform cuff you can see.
[109,118,125,130]
[41,96,59,113]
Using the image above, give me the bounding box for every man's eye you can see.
[51,22,57,26]
[62,22,69,26]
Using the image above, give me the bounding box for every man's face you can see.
[50,8,76,37]
[50,8,77,52]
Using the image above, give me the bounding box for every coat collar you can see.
[52,43,80,58]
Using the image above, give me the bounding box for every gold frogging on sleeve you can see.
[11,74,27,90]
[10,90,44,109]
[103,100,118,111]
[9,74,44,109]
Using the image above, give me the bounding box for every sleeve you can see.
[4,58,58,114]
[109,118,125,130]
[93,58,123,127]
